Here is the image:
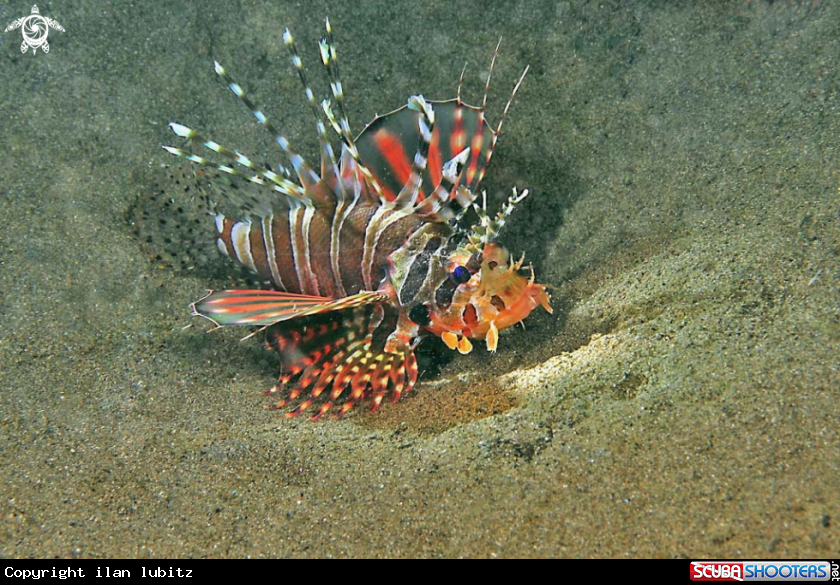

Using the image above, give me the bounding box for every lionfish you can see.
[162,19,551,419]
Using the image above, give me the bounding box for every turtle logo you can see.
[4,5,65,54]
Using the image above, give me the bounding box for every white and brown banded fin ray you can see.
[164,123,304,200]
[161,145,305,219]
[283,28,344,203]
[415,147,472,220]
[319,19,350,146]
[191,289,388,327]
[319,18,356,160]
[391,95,435,210]
[458,186,530,255]
[211,61,321,192]
[316,19,389,205]
[187,157,303,221]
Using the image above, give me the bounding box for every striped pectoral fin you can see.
[191,289,388,327]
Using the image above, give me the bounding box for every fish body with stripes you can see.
[163,20,551,419]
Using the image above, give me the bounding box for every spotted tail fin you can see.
[128,164,242,278]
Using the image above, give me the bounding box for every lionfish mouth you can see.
[161,19,548,418]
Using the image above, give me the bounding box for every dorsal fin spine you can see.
[213,61,321,190]
[283,28,344,206]
[392,95,435,210]
[165,123,305,200]
[318,19,388,205]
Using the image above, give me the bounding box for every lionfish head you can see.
[418,189,552,355]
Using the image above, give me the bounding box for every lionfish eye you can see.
[450,265,471,284]
[409,303,431,326]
